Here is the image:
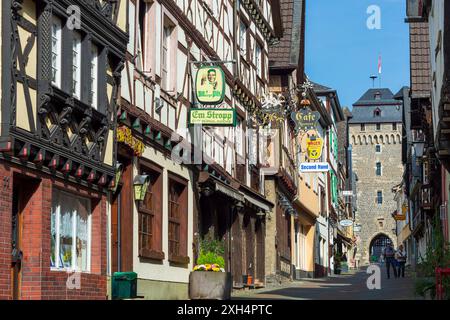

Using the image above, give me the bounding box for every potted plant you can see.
[189,237,232,300]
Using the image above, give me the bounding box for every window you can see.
[90,44,98,108]
[374,108,381,117]
[51,16,62,88]
[361,124,365,131]
[72,32,82,98]
[235,118,244,155]
[138,161,163,259]
[50,190,91,271]
[376,144,381,153]
[255,43,262,77]
[162,25,172,90]
[377,191,383,204]
[376,162,382,176]
[376,123,381,131]
[168,175,188,262]
[392,123,397,131]
[239,21,247,57]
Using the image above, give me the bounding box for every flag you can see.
[378,55,382,74]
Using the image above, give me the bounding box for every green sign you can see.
[195,66,225,105]
[189,109,236,126]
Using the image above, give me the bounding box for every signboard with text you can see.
[189,108,236,126]
[291,107,321,132]
[299,162,330,173]
[306,136,324,160]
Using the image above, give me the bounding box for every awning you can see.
[214,181,244,202]
[243,193,271,212]
[337,229,353,247]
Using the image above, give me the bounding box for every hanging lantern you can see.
[133,174,150,201]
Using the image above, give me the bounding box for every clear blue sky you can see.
[305,0,410,109]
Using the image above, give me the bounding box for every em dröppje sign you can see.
[195,66,225,105]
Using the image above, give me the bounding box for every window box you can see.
[138,248,165,261]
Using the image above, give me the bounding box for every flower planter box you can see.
[189,271,232,300]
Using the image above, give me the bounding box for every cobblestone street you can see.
[233,264,417,300]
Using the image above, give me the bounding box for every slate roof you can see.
[269,0,304,70]
[409,22,431,98]
[353,88,401,106]
[349,88,403,124]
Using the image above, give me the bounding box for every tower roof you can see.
[353,88,401,106]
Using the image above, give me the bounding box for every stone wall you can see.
[350,123,402,264]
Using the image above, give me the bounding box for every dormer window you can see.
[374,108,381,117]
[374,91,381,100]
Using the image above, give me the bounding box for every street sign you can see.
[195,66,225,105]
[339,219,354,227]
[299,162,329,173]
[189,108,236,126]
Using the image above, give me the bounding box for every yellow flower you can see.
[205,264,212,270]
[212,267,220,272]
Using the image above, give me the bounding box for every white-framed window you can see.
[51,16,62,88]
[239,21,247,57]
[50,190,91,272]
[235,119,244,156]
[72,32,82,99]
[204,131,213,157]
[377,191,383,204]
[255,43,262,77]
[376,162,382,176]
[90,44,99,108]
[162,25,172,90]
[375,144,382,153]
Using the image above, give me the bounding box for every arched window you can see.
[374,108,381,117]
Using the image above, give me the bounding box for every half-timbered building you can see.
[0,0,128,299]
[115,0,280,298]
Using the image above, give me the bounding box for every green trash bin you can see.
[112,272,137,300]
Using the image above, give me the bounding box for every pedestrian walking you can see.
[395,244,407,278]
[383,244,398,279]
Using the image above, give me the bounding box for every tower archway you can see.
[368,233,394,262]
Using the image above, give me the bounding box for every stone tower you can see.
[349,88,403,265]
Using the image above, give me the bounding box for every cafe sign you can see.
[291,107,321,132]
[195,66,225,105]
[306,136,323,160]
[189,108,236,126]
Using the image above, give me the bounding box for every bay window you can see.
[50,190,91,272]
[51,16,62,88]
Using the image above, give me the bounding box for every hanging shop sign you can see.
[195,66,225,105]
[291,107,321,132]
[117,126,145,156]
[353,224,362,233]
[306,136,324,160]
[299,162,329,173]
[339,219,354,227]
[189,108,236,126]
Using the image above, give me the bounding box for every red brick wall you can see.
[0,161,108,300]
[0,163,13,299]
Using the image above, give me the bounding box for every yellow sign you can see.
[116,126,145,156]
[306,137,324,160]
[195,66,225,105]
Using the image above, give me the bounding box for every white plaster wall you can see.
[132,148,194,283]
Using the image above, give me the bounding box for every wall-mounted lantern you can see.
[111,162,123,193]
[133,174,150,201]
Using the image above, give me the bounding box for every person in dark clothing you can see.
[395,244,407,278]
[383,244,398,279]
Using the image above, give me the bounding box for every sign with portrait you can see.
[195,66,225,105]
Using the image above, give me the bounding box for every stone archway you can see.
[368,233,394,262]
